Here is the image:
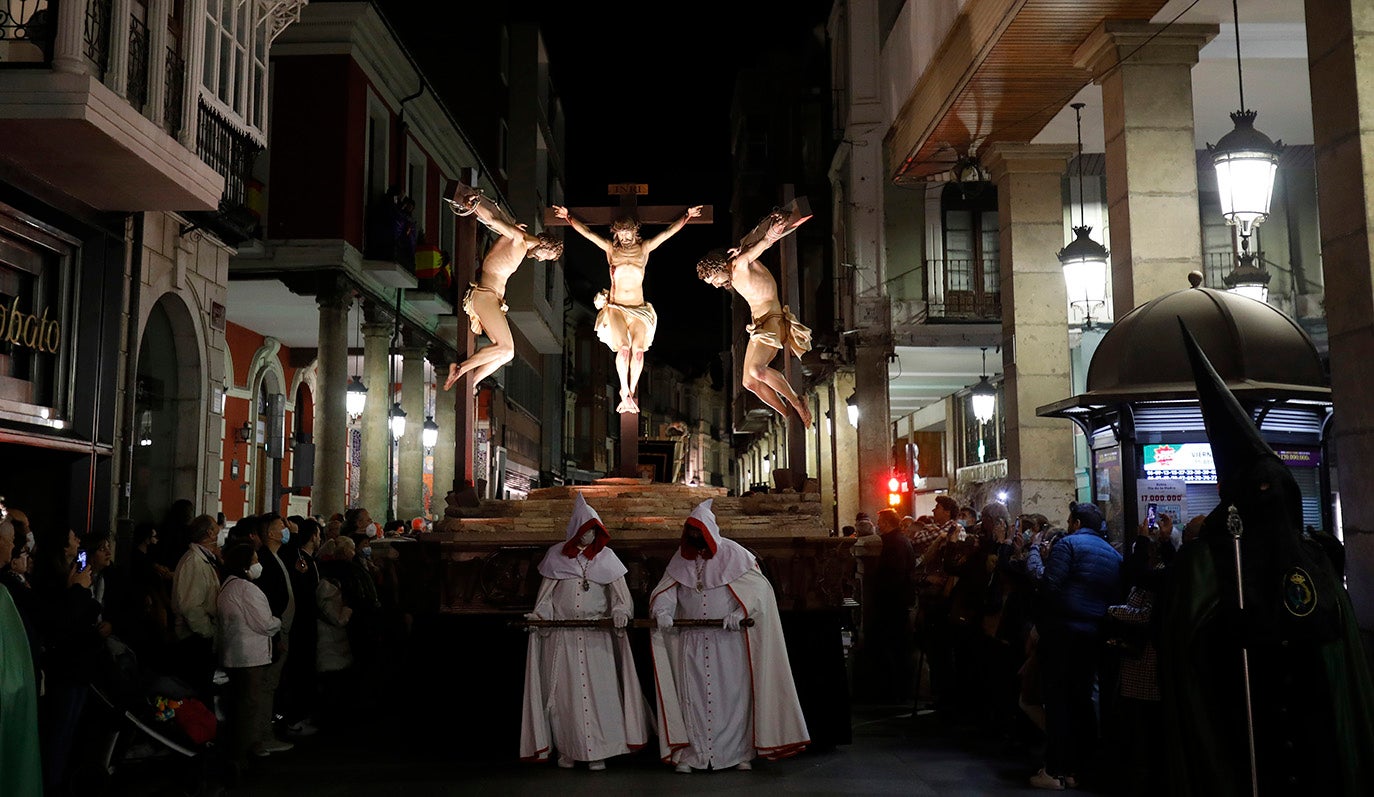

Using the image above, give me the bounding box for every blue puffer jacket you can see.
[1039,529,1123,635]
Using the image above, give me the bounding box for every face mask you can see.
[279,529,291,545]
[247,562,263,580]
[1170,527,1183,550]
[359,547,372,559]
[578,530,595,547]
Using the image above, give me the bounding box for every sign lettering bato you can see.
[0,296,61,354]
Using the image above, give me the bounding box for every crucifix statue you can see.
[545,184,712,477]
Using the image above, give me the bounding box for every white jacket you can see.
[216,576,281,668]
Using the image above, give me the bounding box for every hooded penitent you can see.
[1159,319,1374,796]
[536,492,627,585]
[649,499,809,767]
[663,499,754,590]
[520,491,648,763]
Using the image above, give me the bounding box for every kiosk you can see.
[1038,282,1332,545]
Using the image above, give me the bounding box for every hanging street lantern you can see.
[422,415,439,449]
[346,375,368,417]
[389,402,407,440]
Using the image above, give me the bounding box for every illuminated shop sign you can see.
[1143,443,1319,476]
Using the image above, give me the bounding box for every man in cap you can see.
[520,493,650,770]
[649,499,809,773]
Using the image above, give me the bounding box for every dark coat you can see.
[1039,529,1123,635]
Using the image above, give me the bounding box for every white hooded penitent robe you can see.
[649,499,810,769]
[520,493,651,763]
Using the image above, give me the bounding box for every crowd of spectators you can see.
[852,494,1208,793]
[0,498,423,793]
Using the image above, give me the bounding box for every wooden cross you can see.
[544,184,713,479]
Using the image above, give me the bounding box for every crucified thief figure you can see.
[695,208,813,427]
[444,188,564,393]
[553,204,703,414]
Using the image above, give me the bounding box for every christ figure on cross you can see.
[695,203,813,427]
[552,203,703,414]
[443,187,564,393]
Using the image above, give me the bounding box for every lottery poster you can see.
[1137,478,1187,530]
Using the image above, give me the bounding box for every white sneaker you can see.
[736,761,753,771]
[587,760,606,771]
[1029,768,1066,790]
[557,754,575,769]
[675,763,692,774]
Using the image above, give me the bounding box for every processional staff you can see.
[1226,504,1259,797]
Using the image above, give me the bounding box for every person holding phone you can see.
[29,523,101,792]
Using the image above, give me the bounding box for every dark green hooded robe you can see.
[1158,321,1374,796]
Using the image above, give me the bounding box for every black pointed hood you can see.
[1177,317,1282,505]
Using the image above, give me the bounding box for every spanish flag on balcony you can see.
[415,245,444,280]
[247,179,266,221]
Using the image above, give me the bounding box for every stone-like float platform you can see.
[432,477,831,541]
[375,478,853,615]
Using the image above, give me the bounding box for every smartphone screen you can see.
[1146,503,1158,530]
[76,550,88,571]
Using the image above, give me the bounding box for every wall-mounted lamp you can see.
[846,392,859,427]
[422,415,439,450]
[235,420,252,444]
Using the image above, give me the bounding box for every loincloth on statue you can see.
[593,290,658,350]
[461,283,508,336]
[746,306,812,359]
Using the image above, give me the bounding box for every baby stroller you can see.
[81,637,226,795]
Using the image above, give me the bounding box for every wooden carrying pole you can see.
[512,617,755,630]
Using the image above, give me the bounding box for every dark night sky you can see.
[535,2,833,377]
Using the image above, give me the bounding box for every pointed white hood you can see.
[537,492,627,583]
[665,499,755,589]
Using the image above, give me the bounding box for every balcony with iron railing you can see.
[0,0,221,211]
[1200,250,1325,324]
[887,257,1003,326]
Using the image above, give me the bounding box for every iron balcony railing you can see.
[196,99,260,211]
[163,45,184,135]
[85,0,112,77]
[0,0,55,65]
[126,13,148,112]
[1200,251,1316,299]
[886,257,1002,322]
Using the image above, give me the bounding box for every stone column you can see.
[854,341,891,521]
[312,282,351,518]
[984,143,1080,519]
[52,0,92,75]
[360,318,392,518]
[428,350,456,513]
[1075,21,1218,317]
[396,343,427,520]
[1306,0,1374,630]
[831,370,860,530]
